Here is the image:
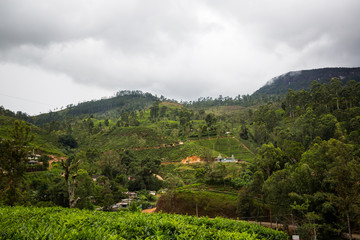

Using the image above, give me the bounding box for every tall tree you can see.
[150,101,160,122]
[256,143,283,179]
[285,89,297,118]
[61,154,81,208]
[0,120,34,205]
[326,141,360,240]
[329,77,342,110]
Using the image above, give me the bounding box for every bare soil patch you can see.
[180,156,204,164]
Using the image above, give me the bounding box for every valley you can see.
[1,68,360,239]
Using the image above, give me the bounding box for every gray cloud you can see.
[0,0,360,115]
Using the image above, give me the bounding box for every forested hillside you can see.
[1,69,360,239]
[254,67,360,95]
[31,90,159,126]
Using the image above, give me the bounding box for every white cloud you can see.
[0,0,359,114]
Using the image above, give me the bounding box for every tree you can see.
[282,140,304,164]
[39,155,50,170]
[0,120,34,205]
[104,118,109,127]
[263,169,293,227]
[207,163,227,186]
[95,176,114,211]
[199,109,205,120]
[160,106,167,118]
[128,158,162,191]
[58,134,78,149]
[61,154,81,208]
[150,101,160,122]
[291,200,321,240]
[316,114,337,140]
[285,89,297,118]
[75,169,96,210]
[326,142,360,240]
[99,150,123,180]
[239,124,249,140]
[330,77,342,110]
[87,117,94,134]
[120,111,129,127]
[256,143,283,178]
[205,113,217,129]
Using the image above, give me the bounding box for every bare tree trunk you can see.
[61,158,80,208]
[196,203,198,217]
[347,213,352,240]
[67,176,80,208]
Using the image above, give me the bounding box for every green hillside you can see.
[2,68,360,239]
[0,116,63,155]
[31,90,158,125]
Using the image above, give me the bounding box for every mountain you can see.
[254,67,360,95]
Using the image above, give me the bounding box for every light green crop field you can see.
[0,206,288,240]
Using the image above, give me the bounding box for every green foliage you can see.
[0,206,288,240]
[32,90,158,125]
[0,116,63,155]
[0,120,34,205]
[127,158,163,191]
[58,134,78,148]
[2,73,360,239]
[83,126,170,151]
[131,142,215,162]
[157,184,242,218]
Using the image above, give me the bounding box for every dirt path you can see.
[231,137,254,154]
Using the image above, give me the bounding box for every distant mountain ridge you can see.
[31,90,158,125]
[254,67,360,95]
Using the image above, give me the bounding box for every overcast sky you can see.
[1,0,359,115]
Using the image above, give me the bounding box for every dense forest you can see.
[1,70,360,239]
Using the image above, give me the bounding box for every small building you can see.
[124,192,138,199]
[28,149,41,161]
[216,154,223,162]
[216,154,236,163]
[28,160,40,165]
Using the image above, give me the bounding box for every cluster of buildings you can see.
[27,153,42,166]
